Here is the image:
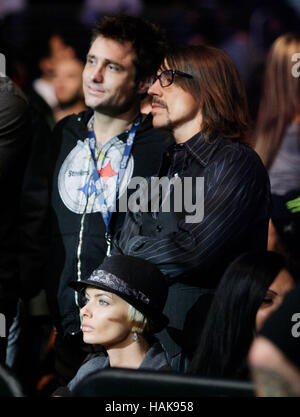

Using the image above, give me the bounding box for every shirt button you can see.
[156,225,162,232]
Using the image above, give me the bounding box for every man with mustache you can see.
[22,14,170,385]
[115,45,271,371]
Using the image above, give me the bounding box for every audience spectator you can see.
[52,57,87,122]
[1,1,300,397]
[20,14,169,387]
[188,251,295,381]
[249,281,300,396]
[52,255,170,396]
[5,79,53,396]
[254,33,300,195]
[32,33,75,109]
[114,44,270,372]
[0,76,32,363]
[27,32,76,129]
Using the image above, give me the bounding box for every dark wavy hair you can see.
[91,14,167,83]
[162,45,250,143]
[188,251,292,380]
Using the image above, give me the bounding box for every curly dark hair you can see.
[91,14,167,83]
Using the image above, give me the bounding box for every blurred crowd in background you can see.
[1,0,300,123]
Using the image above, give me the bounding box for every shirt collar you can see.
[180,131,222,167]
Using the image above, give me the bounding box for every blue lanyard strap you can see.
[88,114,141,234]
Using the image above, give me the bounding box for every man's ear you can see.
[137,79,149,95]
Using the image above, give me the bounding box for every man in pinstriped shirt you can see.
[114,45,271,371]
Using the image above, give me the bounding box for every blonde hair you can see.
[128,304,151,337]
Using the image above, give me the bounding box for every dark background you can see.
[1,0,300,121]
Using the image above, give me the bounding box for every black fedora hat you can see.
[69,255,169,333]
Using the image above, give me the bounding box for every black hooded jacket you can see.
[22,109,171,337]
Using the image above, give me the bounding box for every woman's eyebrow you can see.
[97,292,113,299]
[85,291,113,299]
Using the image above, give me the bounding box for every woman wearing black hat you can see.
[53,255,170,395]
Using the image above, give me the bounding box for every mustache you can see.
[152,98,167,108]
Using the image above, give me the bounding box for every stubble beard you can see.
[153,109,173,131]
[85,88,139,117]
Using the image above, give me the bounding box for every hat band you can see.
[87,269,150,305]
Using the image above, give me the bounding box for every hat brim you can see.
[69,280,169,333]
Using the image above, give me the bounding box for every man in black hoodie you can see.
[22,14,170,385]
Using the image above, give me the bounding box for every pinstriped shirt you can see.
[114,131,271,288]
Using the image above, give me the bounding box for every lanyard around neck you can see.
[88,114,141,235]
